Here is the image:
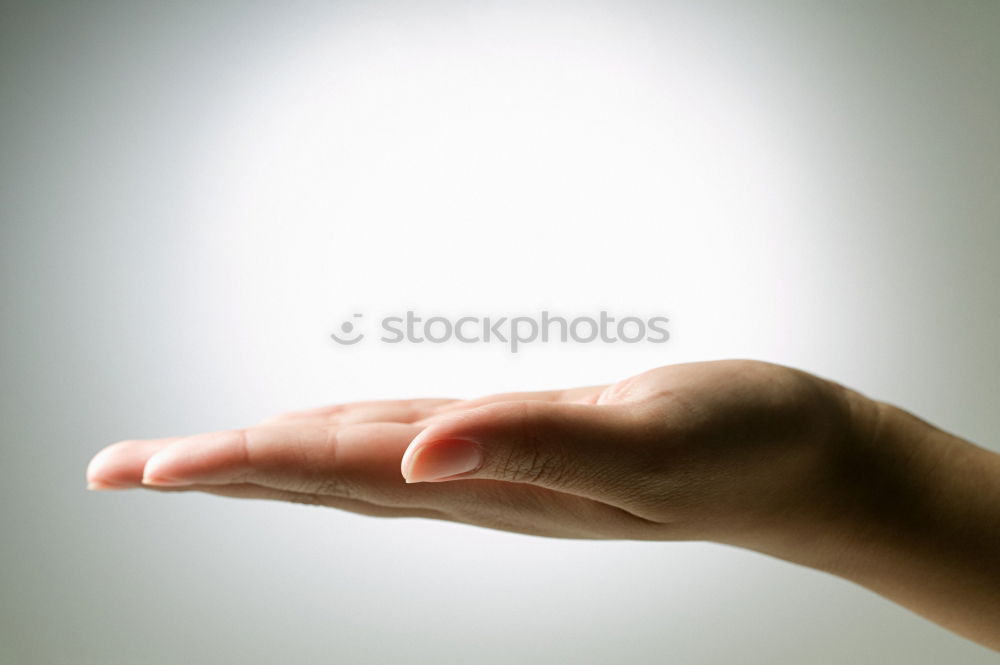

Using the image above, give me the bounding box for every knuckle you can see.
[219,428,253,484]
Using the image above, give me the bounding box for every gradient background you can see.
[2,1,999,663]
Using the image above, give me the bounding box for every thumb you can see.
[400,400,644,502]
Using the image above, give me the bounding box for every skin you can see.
[86,359,1000,650]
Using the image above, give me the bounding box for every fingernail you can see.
[87,479,124,491]
[140,454,196,486]
[141,472,193,487]
[403,439,483,483]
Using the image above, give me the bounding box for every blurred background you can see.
[2,1,998,662]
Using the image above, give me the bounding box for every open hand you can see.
[86,359,872,545]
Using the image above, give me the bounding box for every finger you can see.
[86,437,181,489]
[325,404,447,426]
[142,481,654,539]
[105,424,660,538]
[259,387,608,429]
[140,423,444,507]
[133,421,644,534]
[428,385,608,417]
[400,400,646,505]
[138,423,568,509]
[260,399,456,426]
[143,482,451,520]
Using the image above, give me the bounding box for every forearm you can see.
[835,402,1000,648]
[755,399,1000,650]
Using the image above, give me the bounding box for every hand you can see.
[85,359,870,544]
[86,359,1000,649]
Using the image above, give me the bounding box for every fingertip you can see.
[399,440,419,481]
[401,438,483,483]
[87,478,128,491]
[141,449,193,487]
[138,429,257,487]
[86,438,179,489]
[85,440,139,488]
[141,473,193,487]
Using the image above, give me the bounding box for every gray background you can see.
[2,1,998,663]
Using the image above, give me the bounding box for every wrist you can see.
[758,393,1000,648]
[707,382,890,565]
[723,388,935,573]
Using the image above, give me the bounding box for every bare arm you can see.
[86,360,1000,650]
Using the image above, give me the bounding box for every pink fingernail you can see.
[141,474,193,487]
[403,439,483,483]
[87,479,126,491]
